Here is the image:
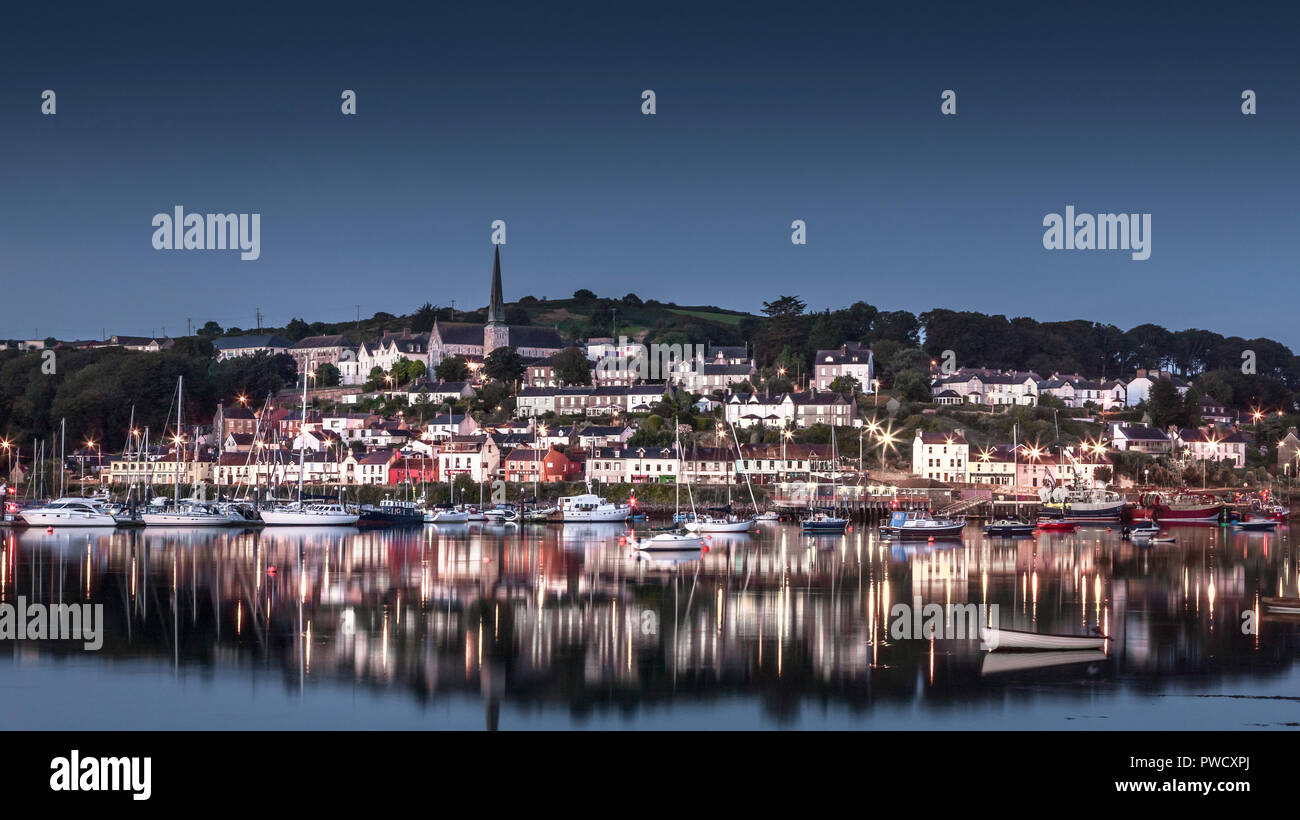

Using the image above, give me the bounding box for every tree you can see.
[894,371,932,403]
[551,346,592,386]
[483,347,525,384]
[284,318,311,341]
[828,375,861,397]
[1148,379,1184,427]
[435,356,470,382]
[573,289,597,300]
[315,362,341,387]
[411,302,438,333]
[198,321,223,338]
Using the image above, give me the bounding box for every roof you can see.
[1116,425,1169,441]
[212,334,293,350]
[291,335,352,349]
[916,431,968,445]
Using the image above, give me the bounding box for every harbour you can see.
[3,519,1298,730]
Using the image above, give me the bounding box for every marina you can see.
[2,518,1298,730]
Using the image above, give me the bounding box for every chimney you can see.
[1135,368,1147,378]
[402,327,411,338]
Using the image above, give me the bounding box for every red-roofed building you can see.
[389,456,438,485]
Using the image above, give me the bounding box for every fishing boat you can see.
[1040,479,1125,522]
[358,496,424,527]
[1133,491,1222,522]
[19,497,118,527]
[981,626,1109,651]
[880,510,964,539]
[1233,517,1277,531]
[982,519,1036,536]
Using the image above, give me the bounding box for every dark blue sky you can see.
[2,1,1296,345]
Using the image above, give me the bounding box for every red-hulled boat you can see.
[1035,519,1077,531]
[1132,491,1222,522]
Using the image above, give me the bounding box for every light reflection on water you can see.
[1,521,1299,729]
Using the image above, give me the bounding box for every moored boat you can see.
[981,626,1109,651]
[982,519,1035,536]
[358,497,424,527]
[880,510,964,539]
[1133,491,1223,522]
[558,492,631,522]
[19,497,118,528]
[1233,517,1277,531]
[260,502,360,526]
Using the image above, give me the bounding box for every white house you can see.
[912,431,969,483]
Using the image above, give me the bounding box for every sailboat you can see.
[637,425,704,551]
[142,376,233,527]
[260,372,359,526]
[686,421,757,533]
[800,426,848,533]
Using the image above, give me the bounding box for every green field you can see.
[666,308,746,326]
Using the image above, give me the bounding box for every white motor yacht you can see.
[19,497,117,528]
[558,492,631,522]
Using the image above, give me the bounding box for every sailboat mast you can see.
[175,376,183,509]
[297,367,308,502]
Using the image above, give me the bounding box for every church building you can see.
[429,246,566,366]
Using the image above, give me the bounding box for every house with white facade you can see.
[911,431,969,484]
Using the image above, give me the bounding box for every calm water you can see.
[1,520,1298,730]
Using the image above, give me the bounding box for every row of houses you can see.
[911,422,1253,487]
[931,367,1202,411]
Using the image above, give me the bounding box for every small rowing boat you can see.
[981,626,1109,651]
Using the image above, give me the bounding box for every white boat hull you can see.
[141,513,233,527]
[260,510,360,526]
[637,533,705,550]
[20,510,117,527]
[685,518,754,533]
[561,508,630,522]
[426,510,470,523]
[981,627,1108,651]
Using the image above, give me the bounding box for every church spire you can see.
[487,244,505,326]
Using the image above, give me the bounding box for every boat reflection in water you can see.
[1,521,1299,729]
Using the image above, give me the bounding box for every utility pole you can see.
[256,308,262,331]
[355,305,360,323]
[187,318,192,336]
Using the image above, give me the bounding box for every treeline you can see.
[0,340,296,453]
